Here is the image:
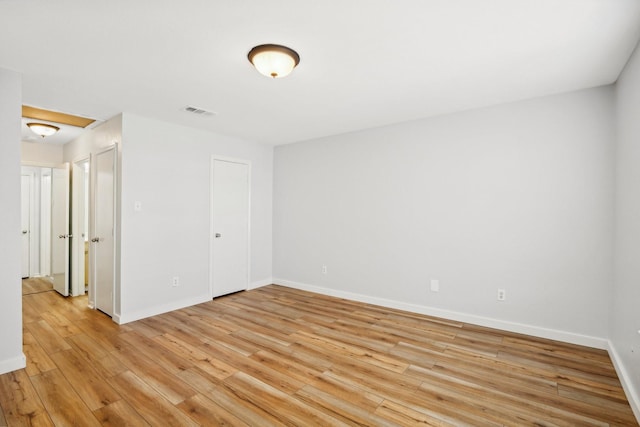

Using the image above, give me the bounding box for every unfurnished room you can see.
[1,1,640,425]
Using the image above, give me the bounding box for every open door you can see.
[51,164,70,296]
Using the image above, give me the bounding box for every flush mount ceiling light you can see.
[27,122,60,138]
[248,44,300,78]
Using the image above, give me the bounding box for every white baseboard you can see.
[607,341,640,422]
[273,278,608,350]
[116,294,212,324]
[249,277,273,290]
[0,353,26,375]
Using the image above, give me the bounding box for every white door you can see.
[94,147,115,316]
[211,158,250,298]
[21,175,31,278]
[51,165,70,296]
[71,159,89,296]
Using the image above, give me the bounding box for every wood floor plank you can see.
[152,333,237,380]
[21,297,42,325]
[106,371,198,427]
[176,394,250,427]
[39,310,82,338]
[294,383,395,426]
[176,368,287,427]
[110,345,197,405]
[223,371,349,426]
[374,399,467,427]
[49,349,122,411]
[0,404,6,427]
[92,400,150,427]
[29,369,100,426]
[119,331,194,375]
[24,320,71,355]
[2,282,637,426]
[22,332,56,377]
[65,333,129,379]
[21,278,53,296]
[0,370,53,427]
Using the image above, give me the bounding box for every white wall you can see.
[21,141,64,165]
[118,114,273,323]
[274,87,615,345]
[64,115,123,164]
[612,41,640,417]
[0,68,26,374]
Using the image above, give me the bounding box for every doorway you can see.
[210,157,250,298]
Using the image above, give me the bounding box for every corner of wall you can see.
[608,340,640,421]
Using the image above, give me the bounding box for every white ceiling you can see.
[2,0,640,146]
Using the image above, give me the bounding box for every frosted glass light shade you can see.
[248,44,300,78]
[27,122,60,137]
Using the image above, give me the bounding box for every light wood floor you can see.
[21,277,53,295]
[0,282,637,426]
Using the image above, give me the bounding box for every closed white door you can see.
[211,158,250,298]
[94,147,115,316]
[21,175,30,278]
[51,165,70,296]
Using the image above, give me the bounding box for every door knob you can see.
[215,233,221,238]
[59,234,66,239]
[91,237,100,242]
[22,230,28,234]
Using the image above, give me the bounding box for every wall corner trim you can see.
[249,277,273,290]
[117,294,211,324]
[0,353,26,376]
[608,341,640,422]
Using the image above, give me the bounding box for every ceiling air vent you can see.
[182,105,216,117]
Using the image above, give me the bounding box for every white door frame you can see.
[209,155,251,299]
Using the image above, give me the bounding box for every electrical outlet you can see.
[497,289,506,301]
[430,279,440,292]
[321,265,327,275]
[172,276,180,287]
